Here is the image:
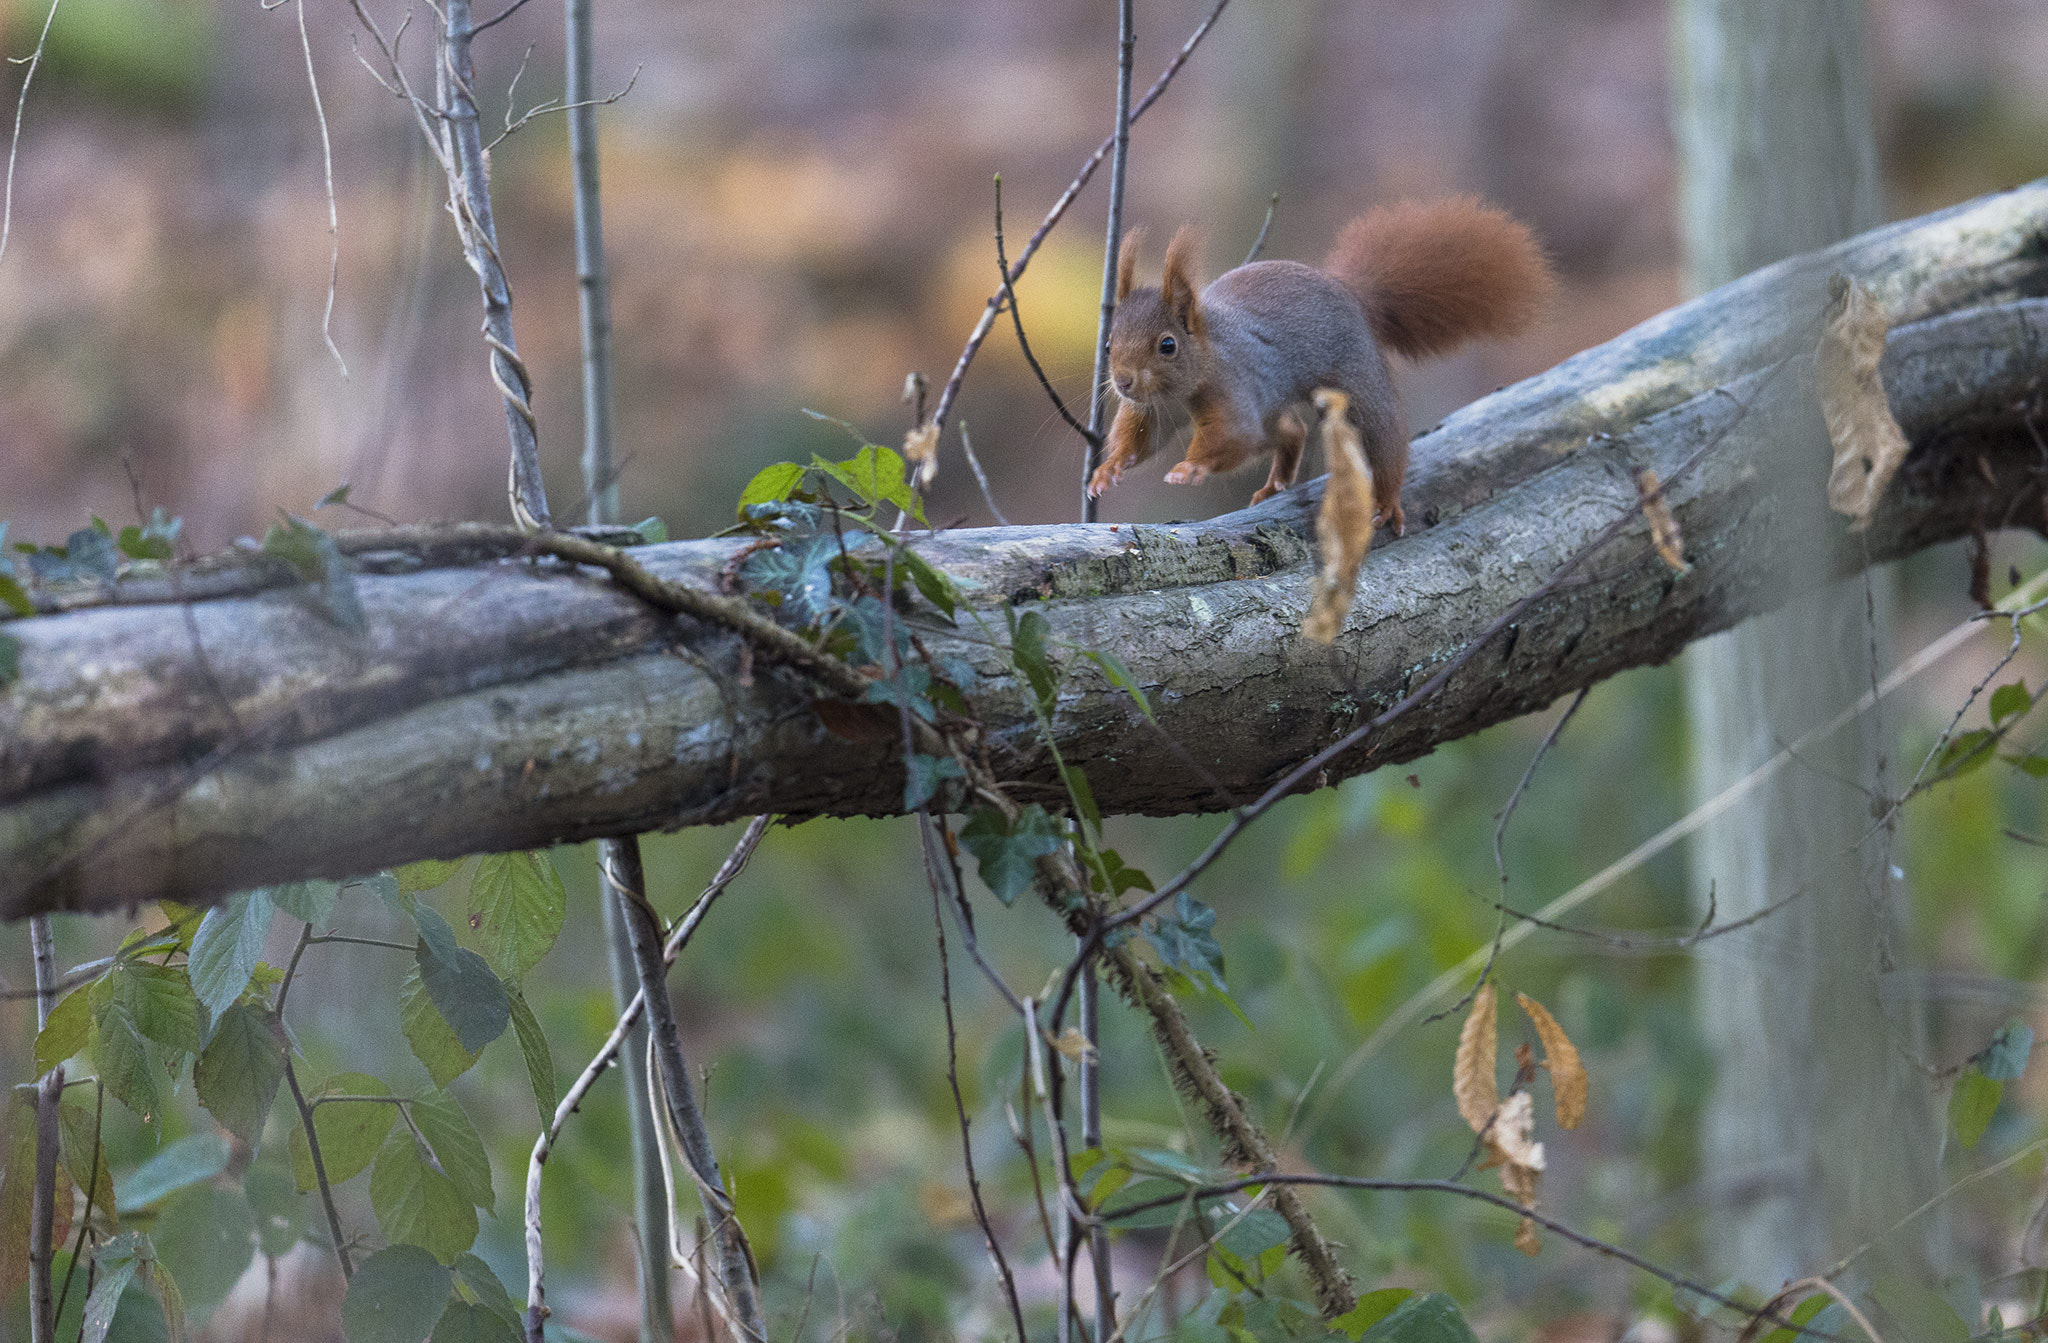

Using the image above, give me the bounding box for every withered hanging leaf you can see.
[1050,1027,1094,1064]
[1453,981,1499,1134]
[1818,274,1910,531]
[1515,992,1588,1130]
[903,423,941,488]
[1486,1090,1545,1256]
[1636,470,1689,574]
[1515,1217,1541,1256]
[1302,388,1376,643]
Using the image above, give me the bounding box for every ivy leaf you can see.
[743,535,840,625]
[289,1073,397,1192]
[1980,1018,2034,1082]
[958,805,1065,906]
[269,880,341,929]
[466,852,566,983]
[864,663,938,724]
[195,1003,286,1148]
[65,526,120,582]
[737,462,807,514]
[413,906,510,1055]
[1991,680,2032,726]
[35,984,92,1074]
[399,967,482,1089]
[117,509,181,562]
[370,1129,479,1265]
[155,1183,256,1311]
[1011,609,1059,717]
[342,1244,454,1343]
[407,1090,494,1212]
[1085,649,1154,721]
[262,514,365,632]
[904,752,965,811]
[506,988,557,1123]
[1146,893,1227,993]
[189,889,276,1019]
[1950,1067,2001,1149]
[119,1133,231,1211]
[1089,848,1155,897]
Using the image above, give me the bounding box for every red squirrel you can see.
[1086,197,1554,534]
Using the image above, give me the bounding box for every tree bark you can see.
[4,182,2048,918]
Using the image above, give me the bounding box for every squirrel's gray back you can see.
[1200,260,1390,428]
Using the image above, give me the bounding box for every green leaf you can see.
[827,444,917,515]
[155,1183,255,1311]
[1060,763,1102,838]
[269,880,341,929]
[506,988,557,1123]
[262,514,364,631]
[244,1160,307,1257]
[395,859,465,893]
[1085,649,1154,721]
[1090,848,1155,897]
[958,805,1065,905]
[0,1097,35,1301]
[80,1232,145,1343]
[1146,893,1227,993]
[413,906,511,1055]
[1211,1206,1290,1264]
[2004,752,2048,777]
[289,1073,397,1192]
[1011,609,1059,716]
[408,1089,494,1211]
[1757,1293,1833,1343]
[1869,1278,1971,1343]
[318,483,353,508]
[195,1003,285,1147]
[116,509,180,561]
[1935,729,1996,779]
[370,1129,480,1264]
[119,1134,231,1212]
[1357,1292,1480,1342]
[451,1253,522,1333]
[91,1006,163,1131]
[188,889,277,1018]
[1950,1067,2001,1149]
[101,1285,168,1343]
[91,961,201,1062]
[400,966,482,1089]
[0,630,16,682]
[342,1244,454,1343]
[897,547,957,620]
[863,663,938,723]
[1980,1018,2034,1081]
[630,516,668,544]
[429,1303,520,1343]
[1992,680,2032,725]
[59,1095,117,1218]
[1334,1289,1417,1340]
[0,572,33,616]
[737,462,807,514]
[904,752,965,810]
[35,983,92,1073]
[467,852,566,982]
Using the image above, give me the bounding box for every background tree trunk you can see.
[1672,0,1936,1290]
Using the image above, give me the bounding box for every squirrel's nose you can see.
[1113,374,1134,396]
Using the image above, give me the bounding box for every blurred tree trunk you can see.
[1672,0,1934,1289]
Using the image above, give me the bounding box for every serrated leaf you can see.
[1454,983,1499,1134]
[451,1254,521,1333]
[92,1007,163,1131]
[1950,1067,2001,1149]
[1992,680,2032,725]
[342,1244,453,1343]
[429,1302,519,1343]
[737,462,807,514]
[1358,1291,1480,1342]
[467,853,566,982]
[1011,609,1059,717]
[36,983,92,1073]
[399,967,481,1089]
[408,1090,493,1212]
[1334,1289,1417,1340]
[289,1073,397,1192]
[506,989,557,1123]
[92,961,201,1062]
[370,1130,479,1264]
[188,889,276,1019]
[269,880,341,929]
[155,1183,255,1310]
[413,906,509,1054]
[195,1004,285,1147]
[59,1095,117,1220]
[395,860,464,893]
[957,804,1064,905]
[1515,993,1587,1129]
[1758,1293,1833,1343]
[80,1232,145,1343]
[119,1133,231,1213]
[1980,1018,2034,1081]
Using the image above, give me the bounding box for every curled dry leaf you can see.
[1636,469,1689,574]
[1050,1026,1095,1065]
[1515,1217,1541,1256]
[1818,274,1910,531]
[903,422,941,487]
[1485,1090,1546,1256]
[1515,992,1588,1129]
[1453,981,1499,1133]
[1301,388,1376,644]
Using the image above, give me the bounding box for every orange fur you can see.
[1115,227,1145,302]
[1161,226,1205,335]
[1323,196,1554,360]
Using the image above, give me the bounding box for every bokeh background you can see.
[7,0,2048,1339]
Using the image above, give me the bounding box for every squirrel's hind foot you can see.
[1163,460,1211,486]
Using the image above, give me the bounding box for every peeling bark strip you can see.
[4,182,2048,918]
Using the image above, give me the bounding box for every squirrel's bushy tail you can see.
[1323,196,1554,361]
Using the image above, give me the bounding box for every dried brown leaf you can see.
[1516,992,1588,1129]
[1514,1217,1541,1256]
[1051,1027,1094,1064]
[1636,469,1689,574]
[1453,981,1499,1133]
[1488,1090,1546,1172]
[1302,388,1376,643]
[1818,274,1909,531]
[903,422,941,487]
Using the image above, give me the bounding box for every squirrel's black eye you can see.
[1158,334,1178,357]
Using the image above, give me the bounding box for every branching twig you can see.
[993,175,1096,448]
[958,422,1011,527]
[278,924,354,1279]
[0,0,62,267]
[1081,0,1136,521]
[291,0,349,377]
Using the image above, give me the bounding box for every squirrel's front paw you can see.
[1087,460,1125,498]
[1163,460,1210,485]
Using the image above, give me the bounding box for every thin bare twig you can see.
[291,0,350,377]
[1737,1277,1883,1343]
[1081,0,1136,521]
[28,913,61,1343]
[929,0,1232,440]
[958,422,1010,526]
[278,924,355,1279]
[471,0,535,35]
[488,64,642,152]
[993,174,1096,447]
[1242,192,1280,266]
[0,0,62,267]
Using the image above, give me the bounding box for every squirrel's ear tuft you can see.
[1116,227,1146,302]
[1162,226,1204,334]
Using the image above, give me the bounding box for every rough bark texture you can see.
[4,183,2048,918]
